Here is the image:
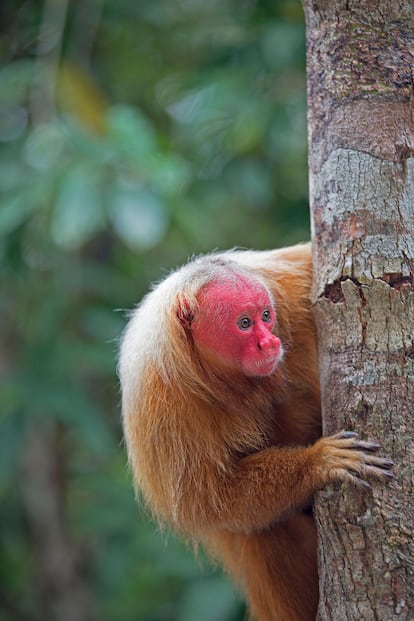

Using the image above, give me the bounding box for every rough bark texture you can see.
[302,1,414,619]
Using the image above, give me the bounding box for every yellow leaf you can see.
[57,61,107,134]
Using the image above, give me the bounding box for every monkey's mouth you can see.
[248,348,284,377]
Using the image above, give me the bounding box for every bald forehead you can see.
[198,273,273,317]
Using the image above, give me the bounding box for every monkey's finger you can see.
[355,453,394,469]
[373,458,393,469]
[331,431,358,441]
[330,468,371,489]
[326,448,393,467]
[327,431,372,450]
[342,452,393,472]
[357,465,394,481]
[345,460,394,481]
[328,432,386,455]
[352,440,382,452]
[330,464,392,488]
[339,431,358,439]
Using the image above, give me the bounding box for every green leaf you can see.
[51,165,105,249]
[106,105,158,160]
[23,122,67,171]
[261,22,305,70]
[146,153,192,195]
[0,408,25,491]
[22,375,113,454]
[0,60,33,106]
[0,105,28,142]
[179,576,241,621]
[0,195,30,235]
[110,183,168,250]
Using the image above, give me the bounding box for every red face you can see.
[191,276,282,377]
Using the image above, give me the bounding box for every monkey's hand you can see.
[314,431,394,489]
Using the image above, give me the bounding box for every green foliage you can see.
[0,0,309,619]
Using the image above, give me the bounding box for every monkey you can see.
[118,242,393,621]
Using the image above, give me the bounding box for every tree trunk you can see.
[302,1,414,619]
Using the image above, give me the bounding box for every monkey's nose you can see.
[258,334,281,354]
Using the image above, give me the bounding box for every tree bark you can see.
[302,1,414,619]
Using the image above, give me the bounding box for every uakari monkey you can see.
[118,242,393,621]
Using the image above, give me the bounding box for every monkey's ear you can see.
[177,299,195,330]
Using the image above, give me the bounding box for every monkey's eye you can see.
[262,309,271,323]
[238,317,252,331]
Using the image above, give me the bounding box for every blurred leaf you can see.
[106,105,158,160]
[261,22,305,70]
[26,376,113,453]
[62,118,114,163]
[0,105,28,142]
[147,153,192,195]
[226,160,273,207]
[0,195,32,235]
[80,307,124,341]
[110,183,169,250]
[166,85,215,125]
[178,576,241,621]
[0,157,23,191]
[0,60,33,106]
[51,164,105,249]
[58,62,108,134]
[227,107,268,155]
[23,123,67,171]
[0,408,25,492]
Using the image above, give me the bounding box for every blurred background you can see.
[0,0,309,619]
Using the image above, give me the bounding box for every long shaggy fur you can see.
[119,243,320,620]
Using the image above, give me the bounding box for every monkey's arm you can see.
[197,432,392,534]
